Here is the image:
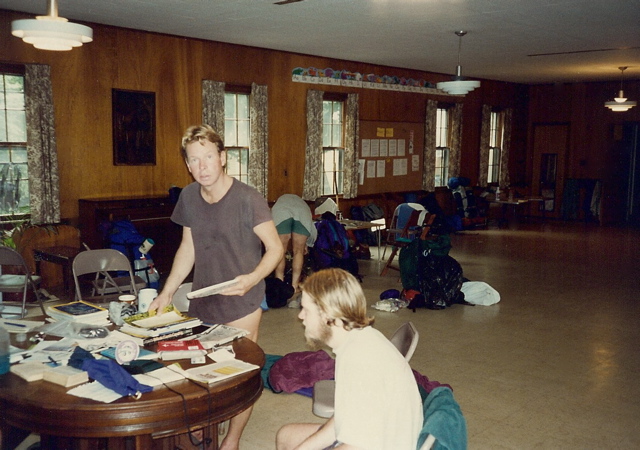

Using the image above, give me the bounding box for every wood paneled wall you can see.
[3,9,636,225]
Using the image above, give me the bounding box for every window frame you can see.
[0,63,29,220]
[435,106,451,187]
[487,110,505,184]
[224,87,251,185]
[321,95,346,196]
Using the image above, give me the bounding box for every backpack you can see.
[350,203,384,246]
[312,212,360,278]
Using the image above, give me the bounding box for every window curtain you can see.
[202,80,225,137]
[499,108,513,189]
[449,103,463,179]
[249,83,268,197]
[478,104,492,188]
[342,93,359,199]
[25,64,60,225]
[422,99,437,191]
[302,90,324,201]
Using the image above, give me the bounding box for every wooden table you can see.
[0,337,265,449]
[32,246,81,297]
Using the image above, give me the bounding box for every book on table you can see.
[185,324,249,349]
[157,339,207,360]
[119,305,202,339]
[185,359,260,385]
[10,362,47,382]
[43,365,89,388]
[46,301,109,324]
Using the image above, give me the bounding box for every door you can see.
[531,124,569,218]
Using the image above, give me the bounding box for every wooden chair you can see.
[380,203,434,276]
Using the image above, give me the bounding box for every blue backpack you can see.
[312,213,359,278]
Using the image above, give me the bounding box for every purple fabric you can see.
[268,350,336,393]
[413,369,453,393]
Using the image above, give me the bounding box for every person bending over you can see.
[276,268,423,450]
[271,194,317,293]
[149,124,283,450]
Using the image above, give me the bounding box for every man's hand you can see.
[148,292,172,315]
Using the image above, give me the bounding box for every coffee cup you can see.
[118,294,136,305]
[138,288,158,313]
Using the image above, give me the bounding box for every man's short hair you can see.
[302,268,374,331]
[181,124,225,159]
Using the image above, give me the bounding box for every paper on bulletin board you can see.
[361,139,371,157]
[359,159,365,184]
[379,139,388,157]
[376,127,385,137]
[412,154,420,171]
[377,160,386,177]
[385,128,394,137]
[397,139,406,156]
[388,139,397,156]
[367,160,376,178]
[370,140,380,157]
[393,158,407,176]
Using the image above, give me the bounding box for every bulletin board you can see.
[357,121,424,195]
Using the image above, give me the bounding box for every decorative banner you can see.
[291,67,457,95]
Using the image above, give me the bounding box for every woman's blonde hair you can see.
[180,124,224,159]
[302,268,374,331]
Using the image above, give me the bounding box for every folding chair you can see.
[0,246,45,318]
[72,249,142,304]
[381,203,434,276]
[312,322,419,418]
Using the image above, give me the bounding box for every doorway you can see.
[531,124,569,218]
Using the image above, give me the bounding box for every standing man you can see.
[149,124,283,450]
[276,268,423,450]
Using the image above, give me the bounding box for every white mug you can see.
[138,288,157,313]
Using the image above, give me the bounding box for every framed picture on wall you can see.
[112,89,156,166]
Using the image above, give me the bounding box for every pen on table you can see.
[4,322,27,328]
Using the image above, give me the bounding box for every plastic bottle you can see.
[0,325,9,375]
[495,187,500,200]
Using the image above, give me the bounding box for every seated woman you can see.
[271,194,317,293]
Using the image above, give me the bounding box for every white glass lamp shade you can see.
[605,90,637,112]
[12,16,93,51]
[437,79,481,95]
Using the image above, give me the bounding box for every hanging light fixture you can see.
[437,30,480,95]
[604,67,636,112]
[11,0,93,51]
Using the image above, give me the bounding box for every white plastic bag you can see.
[460,281,500,306]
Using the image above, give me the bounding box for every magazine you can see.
[185,359,260,384]
[185,324,249,349]
[186,280,238,299]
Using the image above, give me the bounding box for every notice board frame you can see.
[357,121,424,195]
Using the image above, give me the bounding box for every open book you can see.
[186,279,238,299]
[185,359,260,385]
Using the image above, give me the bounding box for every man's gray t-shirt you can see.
[171,179,272,324]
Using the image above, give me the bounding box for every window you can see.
[435,107,450,187]
[0,68,29,217]
[487,110,504,184]
[224,92,250,185]
[322,100,344,196]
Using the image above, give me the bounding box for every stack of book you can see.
[46,301,110,326]
[157,340,207,361]
[120,306,203,345]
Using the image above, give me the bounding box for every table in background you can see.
[490,197,545,226]
[339,219,386,259]
[0,336,265,449]
[32,246,81,297]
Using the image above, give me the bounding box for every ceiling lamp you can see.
[604,67,636,112]
[11,0,93,51]
[437,31,480,95]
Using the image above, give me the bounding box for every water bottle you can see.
[0,325,9,375]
